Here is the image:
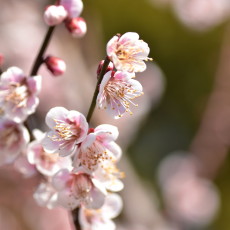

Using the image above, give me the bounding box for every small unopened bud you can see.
[97,60,114,77]
[65,17,87,38]
[44,5,67,26]
[44,56,66,76]
[0,54,4,67]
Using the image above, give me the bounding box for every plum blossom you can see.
[158,153,220,227]
[52,169,106,210]
[42,107,88,157]
[172,0,230,31]
[79,193,123,230]
[107,32,151,73]
[94,160,124,192]
[0,119,29,166]
[60,0,83,19]
[44,5,67,26]
[34,182,58,209]
[73,124,122,173]
[0,67,41,123]
[27,131,72,177]
[97,71,143,118]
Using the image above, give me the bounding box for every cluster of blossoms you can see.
[0,0,151,228]
[44,0,87,37]
[97,32,151,118]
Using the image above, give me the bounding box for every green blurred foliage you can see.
[85,0,229,228]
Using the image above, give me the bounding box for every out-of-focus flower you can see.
[96,60,114,77]
[0,67,41,123]
[27,131,72,177]
[173,0,230,31]
[65,17,87,38]
[60,0,83,18]
[97,71,143,118]
[79,193,123,230]
[44,5,67,26]
[107,32,151,73]
[73,124,122,173]
[158,153,220,227]
[14,153,37,178]
[44,56,66,76]
[52,169,106,210]
[0,119,29,166]
[42,107,88,157]
[34,182,58,209]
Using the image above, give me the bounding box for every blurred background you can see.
[1,0,230,229]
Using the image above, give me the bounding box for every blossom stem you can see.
[71,208,81,230]
[86,56,110,122]
[30,26,56,76]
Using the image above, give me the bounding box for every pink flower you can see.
[158,154,220,226]
[44,5,67,26]
[79,193,123,230]
[0,67,41,123]
[73,124,122,173]
[65,17,87,38]
[34,182,58,209]
[0,119,29,166]
[44,56,66,76]
[52,169,106,210]
[27,130,72,177]
[42,107,88,157]
[60,0,83,18]
[97,71,143,118]
[107,32,151,73]
[94,160,124,192]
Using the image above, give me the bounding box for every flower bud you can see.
[65,17,87,38]
[96,60,114,77]
[44,5,67,26]
[0,53,4,66]
[44,56,66,76]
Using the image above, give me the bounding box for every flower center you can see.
[73,174,92,200]
[5,82,29,108]
[79,141,113,171]
[0,125,18,148]
[105,79,143,116]
[52,119,80,142]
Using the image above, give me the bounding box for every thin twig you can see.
[86,56,110,123]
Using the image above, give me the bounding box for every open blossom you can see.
[94,160,124,192]
[158,154,220,226]
[0,119,29,166]
[73,124,122,173]
[52,169,106,210]
[107,32,151,73]
[27,131,72,177]
[44,5,67,26]
[42,107,88,157]
[0,67,41,123]
[79,193,123,230]
[60,0,83,18]
[97,71,143,118]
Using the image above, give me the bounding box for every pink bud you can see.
[96,60,114,77]
[65,17,87,38]
[0,53,4,66]
[44,5,67,26]
[44,56,66,76]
